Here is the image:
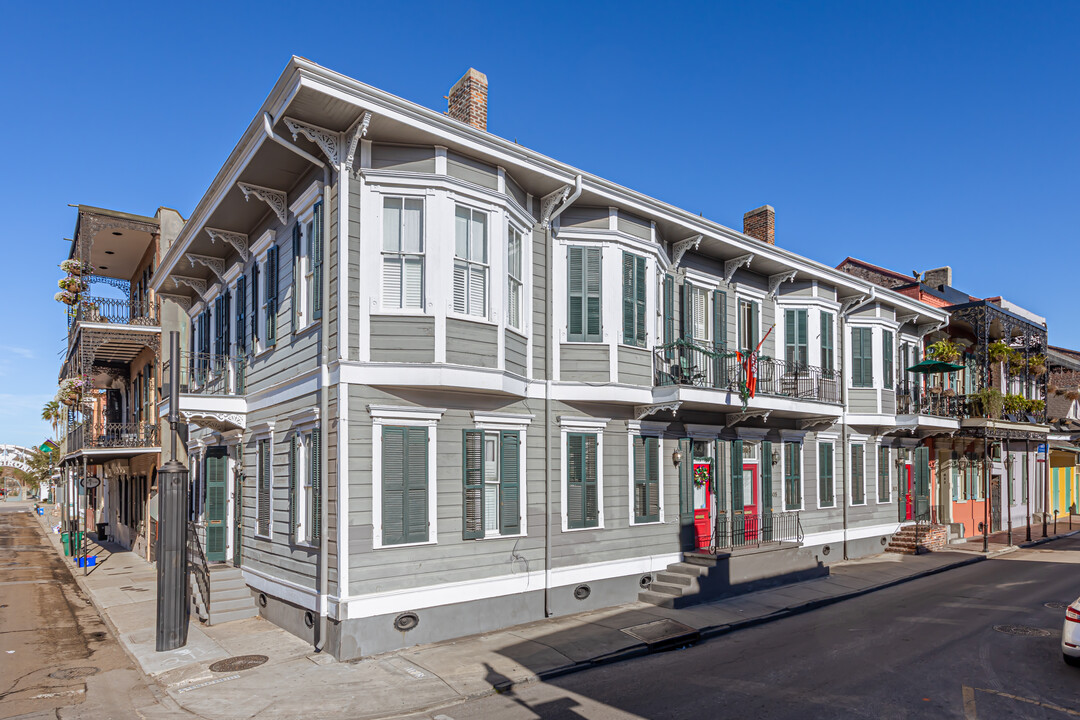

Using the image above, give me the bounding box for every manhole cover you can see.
[50,667,99,680]
[1044,601,1070,609]
[621,619,699,646]
[209,655,268,673]
[993,624,1053,637]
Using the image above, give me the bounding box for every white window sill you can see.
[447,312,495,327]
[471,532,526,541]
[374,538,437,550]
[562,524,603,533]
[506,326,527,339]
[629,519,664,527]
[254,533,272,541]
[876,498,892,505]
[816,504,836,510]
[372,309,431,318]
[293,322,320,340]
[618,342,649,352]
[785,506,804,512]
[850,501,868,507]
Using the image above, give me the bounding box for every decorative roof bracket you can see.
[896,313,918,327]
[670,235,702,269]
[797,416,837,430]
[172,275,207,299]
[723,254,754,285]
[343,111,372,173]
[540,184,572,228]
[917,320,947,337]
[839,293,868,317]
[205,228,250,262]
[283,116,341,168]
[237,182,288,226]
[634,401,682,420]
[186,253,226,281]
[726,409,770,427]
[768,269,798,298]
[157,292,192,311]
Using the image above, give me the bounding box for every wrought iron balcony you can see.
[163,351,247,397]
[68,295,157,329]
[654,339,840,404]
[713,510,804,550]
[896,381,968,418]
[66,421,159,454]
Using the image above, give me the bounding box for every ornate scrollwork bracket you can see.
[896,313,918,327]
[634,401,682,420]
[186,253,226,282]
[726,409,770,427]
[157,293,192,312]
[284,117,341,168]
[205,228,250,262]
[540,184,572,228]
[768,270,798,298]
[172,275,207,299]
[723,254,754,285]
[839,294,868,317]
[344,111,372,173]
[237,183,288,226]
[797,416,837,430]
[671,235,702,269]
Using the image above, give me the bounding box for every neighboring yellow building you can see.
[1050,448,1079,516]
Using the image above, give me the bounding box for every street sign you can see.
[1037,443,1047,454]
[80,476,100,490]
[40,439,58,453]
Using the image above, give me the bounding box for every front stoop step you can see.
[190,564,259,626]
[885,524,948,555]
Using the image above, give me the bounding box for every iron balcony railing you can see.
[654,339,841,404]
[713,510,804,550]
[896,380,1047,424]
[68,295,157,330]
[66,421,159,453]
[163,351,247,397]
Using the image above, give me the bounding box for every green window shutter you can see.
[852,444,864,504]
[883,331,894,389]
[258,439,271,536]
[291,223,301,333]
[462,430,484,539]
[634,255,646,347]
[679,281,689,341]
[622,252,636,345]
[785,443,801,509]
[663,274,674,353]
[785,308,808,368]
[205,452,227,560]
[863,328,874,386]
[751,301,760,351]
[251,262,259,345]
[713,290,728,386]
[382,427,406,545]
[289,435,297,541]
[821,311,834,372]
[583,433,598,527]
[951,452,959,502]
[852,327,873,387]
[584,248,601,342]
[566,433,585,529]
[499,431,521,535]
[761,440,773,515]
[633,436,647,522]
[311,428,321,542]
[819,442,834,507]
[785,310,796,365]
[567,246,603,343]
[266,245,278,346]
[312,201,323,319]
[879,446,890,502]
[404,427,429,543]
[730,439,744,511]
[236,275,246,354]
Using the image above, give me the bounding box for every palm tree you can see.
[41,399,62,439]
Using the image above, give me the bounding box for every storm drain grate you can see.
[1044,601,1070,609]
[993,624,1053,637]
[620,619,699,647]
[209,655,268,673]
[50,667,99,680]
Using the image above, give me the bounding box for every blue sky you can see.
[1,1,1077,448]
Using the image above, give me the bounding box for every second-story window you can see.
[852,327,873,387]
[785,309,808,369]
[739,299,759,353]
[235,275,247,355]
[821,311,835,372]
[883,330,894,389]
[382,197,425,310]
[507,226,523,331]
[567,246,602,342]
[686,284,710,342]
[622,252,646,347]
[453,205,488,317]
[265,245,279,348]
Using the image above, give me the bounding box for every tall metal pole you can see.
[1005,445,1012,546]
[1025,439,1032,542]
[1042,441,1048,538]
[156,331,189,651]
[982,439,989,553]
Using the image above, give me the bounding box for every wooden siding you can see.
[848,388,878,413]
[531,225,547,378]
[617,346,652,386]
[561,344,610,382]
[446,151,498,190]
[505,329,527,377]
[370,316,435,363]
[505,171,527,209]
[559,206,608,230]
[446,318,498,368]
[370,143,436,174]
[616,211,650,241]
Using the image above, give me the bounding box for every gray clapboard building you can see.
[153,58,950,658]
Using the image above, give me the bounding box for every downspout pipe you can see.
[262,111,331,652]
[542,175,582,618]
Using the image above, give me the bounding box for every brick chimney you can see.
[447,68,488,131]
[743,205,775,245]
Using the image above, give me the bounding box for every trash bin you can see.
[36,507,44,516]
[61,531,84,557]
[77,556,97,568]
[96,523,108,541]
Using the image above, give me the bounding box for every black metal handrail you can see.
[713,510,803,550]
[896,381,968,418]
[654,339,840,403]
[68,295,157,329]
[188,521,210,617]
[163,351,247,397]
[67,422,159,453]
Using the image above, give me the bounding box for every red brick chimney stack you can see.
[743,205,776,245]
[447,68,488,132]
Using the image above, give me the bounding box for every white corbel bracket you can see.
[172,275,207,298]
[725,409,770,427]
[723,254,754,284]
[157,292,191,311]
[634,401,682,420]
[670,235,702,269]
[917,320,947,337]
[284,116,341,168]
[540,184,572,228]
[797,416,837,430]
[205,228,250,262]
[186,253,226,281]
[896,313,919,327]
[839,294,868,317]
[343,111,372,173]
[768,270,797,298]
[237,183,288,226]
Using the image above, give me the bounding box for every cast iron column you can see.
[156,331,189,651]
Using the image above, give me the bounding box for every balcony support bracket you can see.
[343,111,372,173]
[670,235,702,269]
[916,320,947,337]
[768,270,797,298]
[634,401,682,420]
[726,409,770,427]
[797,416,837,430]
[723,254,754,285]
[172,275,208,299]
[839,293,868,317]
[158,293,192,312]
[896,313,918,327]
[180,411,246,432]
[237,183,289,226]
[186,254,226,282]
[283,117,341,168]
[205,228,250,262]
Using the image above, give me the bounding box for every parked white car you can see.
[1064,598,1080,666]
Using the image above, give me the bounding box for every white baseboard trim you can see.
[803,521,901,548]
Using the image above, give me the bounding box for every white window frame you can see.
[250,421,276,540]
[380,195,427,312]
[507,223,525,332]
[816,434,838,510]
[452,203,489,319]
[470,412,532,539]
[249,230,276,357]
[689,285,711,343]
[559,416,609,532]
[627,420,667,526]
[737,293,763,353]
[289,183,323,333]
[850,437,868,507]
[289,408,320,545]
[369,405,444,550]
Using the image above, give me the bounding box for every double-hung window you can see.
[883,330,894,389]
[381,426,429,545]
[289,429,322,544]
[785,309,808,369]
[632,435,660,523]
[567,247,602,342]
[784,442,802,510]
[878,446,891,502]
[851,327,873,387]
[566,433,599,528]
[851,443,865,504]
[739,299,759,353]
[689,285,711,343]
[462,430,521,538]
[818,441,835,508]
[622,252,647,347]
[256,438,271,537]
[382,197,425,310]
[507,226,524,331]
[453,205,488,317]
[820,311,835,373]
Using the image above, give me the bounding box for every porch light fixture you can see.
[771,449,780,465]
[672,448,683,467]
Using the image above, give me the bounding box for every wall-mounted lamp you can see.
[672,448,683,467]
[771,450,780,466]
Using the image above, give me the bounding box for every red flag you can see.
[737,326,775,399]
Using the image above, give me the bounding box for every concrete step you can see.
[208,587,252,603]
[655,571,694,587]
[209,606,259,625]
[649,581,689,597]
[683,553,722,568]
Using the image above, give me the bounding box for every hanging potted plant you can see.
[58,275,88,293]
[988,340,1010,364]
[55,290,79,306]
[927,338,961,364]
[1028,353,1047,377]
[1026,398,1046,413]
[59,259,93,276]
[969,388,1004,419]
[1003,393,1027,415]
[1007,349,1026,376]
[1066,389,1080,402]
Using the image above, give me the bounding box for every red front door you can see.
[904,464,913,521]
[742,464,759,541]
[693,462,712,549]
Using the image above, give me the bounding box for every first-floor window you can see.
[784,442,802,510]
[382,426,429,545]
[851,444,865,504]
[462,429,521,539]
[818,442,835,508]
[257,438,271,536]
[566,433,599,529]
[633,435,660,523]
[289,430,322,543]
[878,446,891,502]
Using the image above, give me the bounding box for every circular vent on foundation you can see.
[639,575,653,589]
[304,611,315,628]
[574,584,591,600]
[394,612,420,632]
[822,545,831,556]
[880,537,888,546]
[258,593,268,608]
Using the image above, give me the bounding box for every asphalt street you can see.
[0,504,162,719]
[414,535,1080,720]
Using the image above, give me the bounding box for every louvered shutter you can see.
[266,245,278,345]
[584,248,602,342]
[761,441,773,515]
[879,447,890,501]
[663,274,674,358]
[785,443,801,509]
[258,439,271,536]
[635,256,646,347]
[288,435,297,540]
[567,247,584,341]
[462,430,484,539]
[312,201,323,319]
[566,433,585,529]
[236,275,246,354]
[679,282,689,341]
[382,427,406,545]
[311,428,321,542]
[205,452,226,561]
[852,444,864,504]
[251,262,259,345]
[820,311,833,372]
[713,290,727,386]
[731,440,744,511]
[819,443,834,506]
[404,427,429,543]
[223,291,231,353]
[883,331,894,389]
[622,252,635,345]
[633,436,648,522]
[583,433,598,527]
[292,223,301,333]
[453,260,468,314]
[499,431,520,535]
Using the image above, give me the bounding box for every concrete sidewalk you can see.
[30,507,1080,720]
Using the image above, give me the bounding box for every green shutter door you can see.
[463,430,484,539]
[567,433,585,529]
[310,429,321,541]
[312,201,323,319]
[382,427,406,545]
[663,274,674,356]
[568,247,584,341]
[914,446,930,520]
[404,427,429,543]
[205,449,227,562]
[761,441,773,515]
[713,291,727,386]
[730,439,744,511]
[622,252,635,344]
[257,440,270,536]
[500,431,521,534]
[291,223,301,333]
[679,438,693,524]
[289,435,297,540]
[585,248,602,342]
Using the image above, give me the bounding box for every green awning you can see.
[906,358,965,374]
